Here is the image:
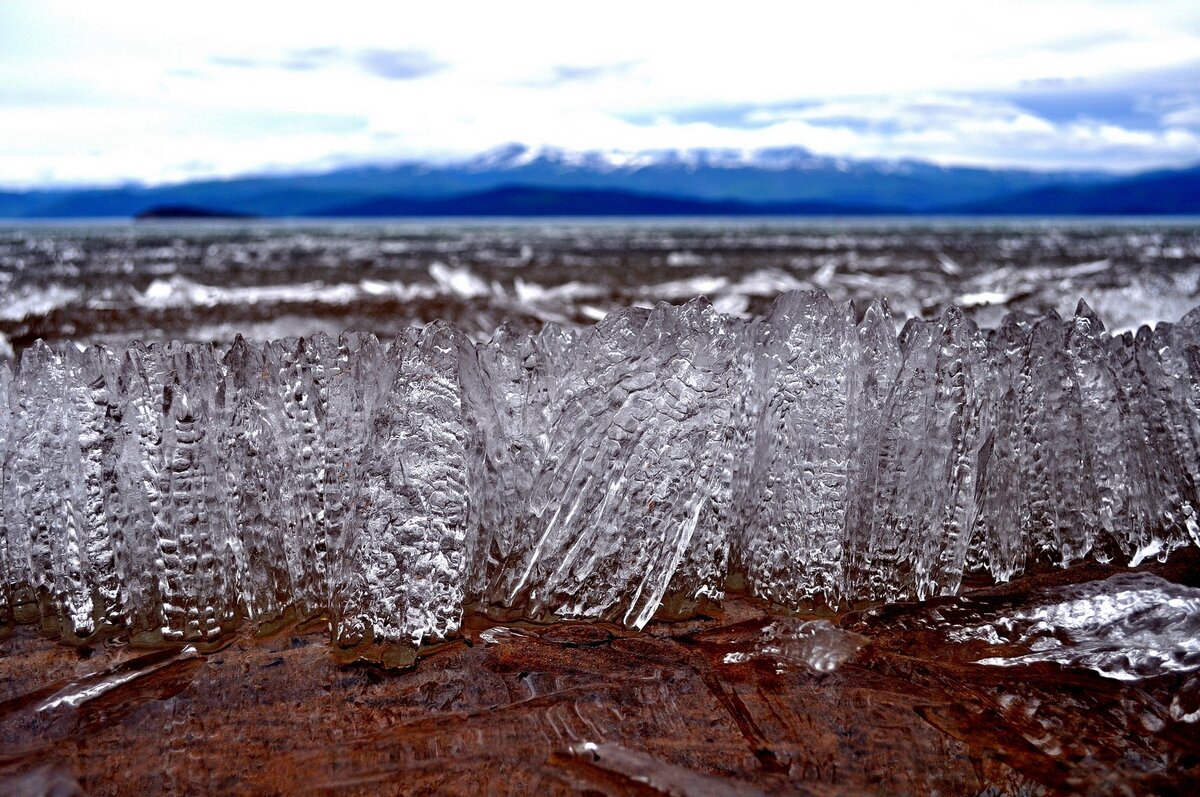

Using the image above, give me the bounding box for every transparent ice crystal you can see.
[0,291,1197,655]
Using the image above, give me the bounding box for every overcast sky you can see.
[2,1,1199,187]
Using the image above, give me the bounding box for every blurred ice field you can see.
[1,217,1197,355]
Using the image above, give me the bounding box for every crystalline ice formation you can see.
[336,323,477,650]
[493,299,745,627]
[0,291,1197,656]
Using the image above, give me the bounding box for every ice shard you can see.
[10,343,96,639]
[62,345,122,629]
[1111,327,1199,561]
[466,321,574,604]
[841,299,902,598]
[861,307,992,601]
[949,572,1200,683]
[273,336,329,620]
[109,342,168,639]
[319,331,387,610]
[333,323,476,654]
[156,343,233,642]
[734,290,857,607]
[491,298,744,627]
[219,336,291,628]
[0,290,1196,659]
[0,362,12,632]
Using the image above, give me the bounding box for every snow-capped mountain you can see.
[1,143,1189,218]
[461,143,883,174]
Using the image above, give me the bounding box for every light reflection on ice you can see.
[954,573,1200,687]
[718,619,867,674]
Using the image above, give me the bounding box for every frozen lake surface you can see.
[1,218,1197,354]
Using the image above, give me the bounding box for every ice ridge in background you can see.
[0,289,1198,659]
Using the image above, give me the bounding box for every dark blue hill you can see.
[314,184,901,217]
[947,166,1200,215]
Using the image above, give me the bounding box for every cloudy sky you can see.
[2,1,1199,187]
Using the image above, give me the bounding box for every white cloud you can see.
[0,1,1198,185]
[731,94,1200,170]
[1161,99,1200,129]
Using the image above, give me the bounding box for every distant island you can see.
[135,204,257,220]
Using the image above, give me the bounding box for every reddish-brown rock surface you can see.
[0,554,1197,796]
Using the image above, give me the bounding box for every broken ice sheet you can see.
[951,572,1200,684]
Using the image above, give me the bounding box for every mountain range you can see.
[1,144,1197,218]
